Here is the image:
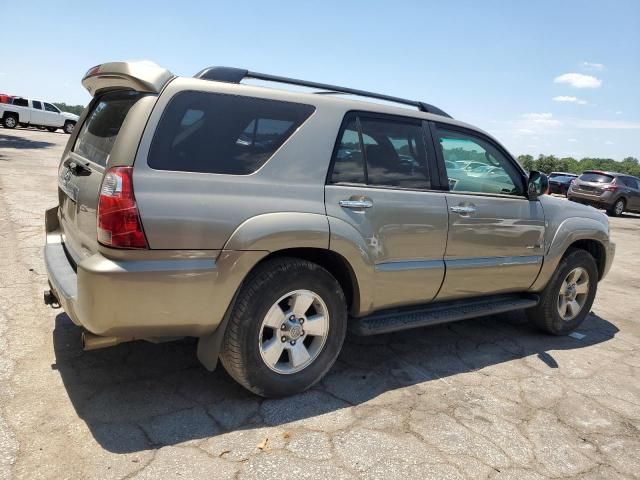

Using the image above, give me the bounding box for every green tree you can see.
[53,102,85,116]
[517,154,534,171]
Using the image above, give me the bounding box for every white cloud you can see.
[554,73,602,88]
[522,112,562,126]
[568,138,578,142]
[605,140,614,145]
[552,95,587,105]
[582,62,605,71]
[517,128,534,134]
[615,111,623,115]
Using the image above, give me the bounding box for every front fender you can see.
[530,216,611,291]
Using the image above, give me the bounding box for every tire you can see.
[219,257,348,397]
[527,248,598,335]
[63,121,75,134]
[46,127,57,133]
[607,198,625,217]
[2,115,17,129]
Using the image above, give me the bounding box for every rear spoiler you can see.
[81,61,174,97]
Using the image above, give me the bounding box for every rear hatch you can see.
[58,91,145,261]
[574,171,614,195]
[57,61,174,262]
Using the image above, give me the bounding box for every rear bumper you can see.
[44,206,266,338]
[567,189,615,208]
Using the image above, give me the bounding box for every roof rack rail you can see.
[194,66,452,118]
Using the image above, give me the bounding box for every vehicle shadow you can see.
[0,132,56,150]
[52,310,618,453]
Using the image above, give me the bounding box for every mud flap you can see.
[196,289,240,371]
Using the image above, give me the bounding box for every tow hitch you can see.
[43,289,60,308]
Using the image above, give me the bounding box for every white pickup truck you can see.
[0,97,79,134]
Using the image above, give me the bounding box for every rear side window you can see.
[331,114,431,189]
[579,172,614,183]
[73,91,142,167]
[148,91,315,175]
[32,101,42,110]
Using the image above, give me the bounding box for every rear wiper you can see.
[63,159,91,175]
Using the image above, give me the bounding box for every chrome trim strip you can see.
[446,256,542,269]
[375,260,444,272]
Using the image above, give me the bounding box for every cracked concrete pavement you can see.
[1,127,639,479]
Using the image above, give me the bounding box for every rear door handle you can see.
[339,198,373,209]
[450,205,476,214]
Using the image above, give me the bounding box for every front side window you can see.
[32,101,42,110]
[436,127,523,196]
[330,114,430,189]
[44,102,60,113]
[148,91,315,175]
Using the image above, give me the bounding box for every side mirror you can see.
[527,171,549,200]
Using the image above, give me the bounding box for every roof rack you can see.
[194,66,452,118]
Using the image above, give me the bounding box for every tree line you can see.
[52,103,85,116]
[517,154,640,178]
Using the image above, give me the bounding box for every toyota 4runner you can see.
[44,61,615,397]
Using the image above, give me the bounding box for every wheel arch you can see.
[253,247,361,315]
[530,216,611,291]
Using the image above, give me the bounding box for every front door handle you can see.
[450,205,476,214]
[339,198,373,209]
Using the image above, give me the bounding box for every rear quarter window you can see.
[148,91,315,175]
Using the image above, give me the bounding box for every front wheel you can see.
[220,258,347,397]
[527,249,598,335]
[63,121,75,134]
[607,198,625,217]
[2,115,17,129]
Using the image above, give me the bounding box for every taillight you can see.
[603,179,618,192]
[97,166,148,249]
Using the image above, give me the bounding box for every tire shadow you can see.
[52,309,618,453]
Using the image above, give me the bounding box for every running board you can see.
[349,294,539,336]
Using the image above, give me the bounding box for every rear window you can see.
[73,90,143,167]
[579,172,614,183]
[12,98,28,107]
[148,91,315,175]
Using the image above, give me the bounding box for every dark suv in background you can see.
[548,172,578,196]
[568,170,640,216]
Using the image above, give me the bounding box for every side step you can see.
[349,294,539,336]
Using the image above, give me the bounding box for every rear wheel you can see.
[2,115,17,129]
[220,257,347,397]
[527,249,597,335]
[607,198,625,217]
[63,121,75,134]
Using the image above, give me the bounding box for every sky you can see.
[2,0,639,160]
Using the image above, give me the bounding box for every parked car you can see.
[0,97,78,133]
[568,170,640,216]
[44,61,615,397]
[548,172,578,196]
